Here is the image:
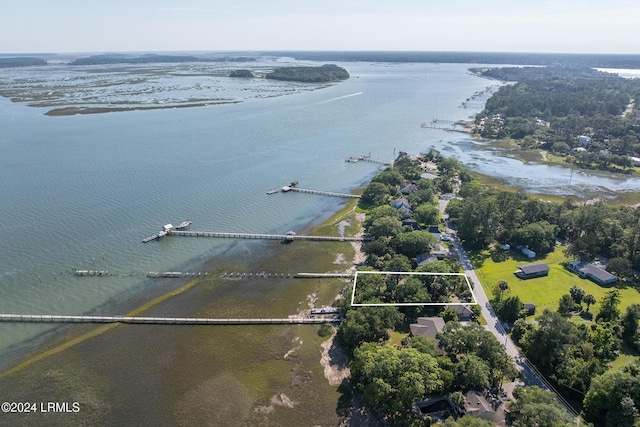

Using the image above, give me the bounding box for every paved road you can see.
[439,197,578,416]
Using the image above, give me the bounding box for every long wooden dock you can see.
[288,187,360,198]
[168,230,367,242]
[0,314,341,325]
[294,273,353,278]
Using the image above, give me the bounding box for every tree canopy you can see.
[265,64,349,82]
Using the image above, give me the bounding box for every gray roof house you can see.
[568,261,618,285]
[410,317,446,340]
[514,263,549,279]
[390,196,412,218]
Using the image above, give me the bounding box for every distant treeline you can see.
[261,51,640,68]
[70,54,257,65]
[473,66,640,167]
[0,57,47,67]
[265,64,349,82]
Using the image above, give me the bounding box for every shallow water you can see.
[1,59,639,364]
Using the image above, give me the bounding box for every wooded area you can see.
[265,64,349,82]
[474,67,640,171]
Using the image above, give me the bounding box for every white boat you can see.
[175,220,192,230]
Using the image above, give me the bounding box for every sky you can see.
[2,0,639,54]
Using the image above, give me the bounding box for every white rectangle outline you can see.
[351,270,477,307]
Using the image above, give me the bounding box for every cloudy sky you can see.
[2,0,638,54]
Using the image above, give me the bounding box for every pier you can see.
[345,155,392,165]
[287,187,360,198]
[420,119,463,130]
[0,313,340,325]
[294,273,353,278]
[168,230,367,242]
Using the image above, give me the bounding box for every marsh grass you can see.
[0,201,361,426]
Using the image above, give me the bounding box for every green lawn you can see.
[475,245,640,319]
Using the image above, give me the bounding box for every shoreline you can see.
[0,198,363,425]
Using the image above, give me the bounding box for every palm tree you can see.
[497,280,509,300]
[583,294,596,312]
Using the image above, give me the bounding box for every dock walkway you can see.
[168,230,366,242]
[288,187,360,198]
[0,314,341,325]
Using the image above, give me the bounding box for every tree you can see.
[558,294,578,317]
[368,216,403,239]
[444,416,495,427]
[622,304,640,351]
[569,286,585,305]
[511,220,559,254]
[596,289,621,323]
[414,203,440,226]
[438,322,518,388]
[372,167,404,188]
[360,181,391,208]
[402,335,439,357]
[454,354,491,390]
[441,307,458,323]
[393,231,437,258]
[495,295,525,323]
[496,280,509,301]
[364,205,402,227]
[350,343,444,422]
[583,294,597,313]
[508,386,575,427]
[450,391,466,411]
[583,360,640,427]
[522,310,580,375]
[337,306,403,355]
[607,257,633,277]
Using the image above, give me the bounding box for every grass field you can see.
[474,245,640,319]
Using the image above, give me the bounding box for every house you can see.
[463,390,508,425]
[420,171,439,180]
[401,183,418,195]
[410,317,445,340]
[417,253,438,266]
[578,135,592,146]
[390,196,412,218]
[427,225,442,242]
[454,305,474,321]
[413,397,457,422]
[431,250,449,260]
[514,263,549,279]
[402,219,422,230]
[568,261,618,285]
[516,245,536,259]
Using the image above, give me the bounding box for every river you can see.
[1,58,639,366]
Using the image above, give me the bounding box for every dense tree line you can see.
[446,184,640,270]
[0,57,47,67]
[265,64,349,82]
[475,66,640,166]
[507,285,640,425]
[335,153,530,425]
[344,153,640,425]
[70,54,256,65]
[262,51,640,68]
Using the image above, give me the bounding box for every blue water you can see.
[1,60,639,362]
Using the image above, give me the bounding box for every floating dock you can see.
[0,313,341,325]
[143,220,191,242]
